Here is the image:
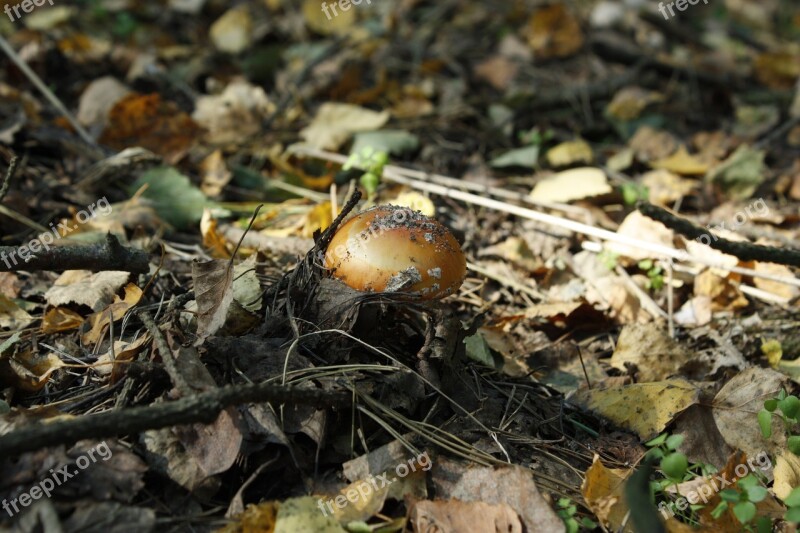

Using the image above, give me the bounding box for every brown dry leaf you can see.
[144,339,243,492]
[431,457,565,532]
[0,272,20,298]
[81,283,143,346]
[199,150,232,197]
[754,52,800,90]
[473,56,519,91]
[694,270,749,312]
[673,296,712,327]
[672,404,733,469]
[641,169,697,206]
[100,93,201,164]
[629,126,678,162]
[605,86,664,121]
[0,294,33,330]
[712,366,787,458]
[607,210,674,262]
[192,258,235,346]
[193,80,274,146]
[609,323,692,382]
[773,451,800,501]
[572,379,700,440]
[41,307,84,334]
[1,350,65,392]
[200,209,233,259]
[93,334,151,381]
[530,167,611,203]
[545,139,593,167]
[581,455,632,532]
[525,4,584,59]
[753,262,800,300]
[650,146,709,175]
[218,501,280,533]
[479,237,542,273]
[409,500,524,533]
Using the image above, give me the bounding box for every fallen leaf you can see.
[609,323,692,382]
[300,103,390,150]
[525,4,583,59]
[409,499,524,532]
[530,167,611,203]
[546,139,593,167]
[209,6,254,54]
[650,146,709,176]
[572,379,700,440]
[581,455,632,532]
[192,258,235,346]
[712,366,787,457]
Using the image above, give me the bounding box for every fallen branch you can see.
[638,201,800,268]
[0,381,350,456]
[0,233,149,273]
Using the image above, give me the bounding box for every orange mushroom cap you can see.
[323,205,466,299]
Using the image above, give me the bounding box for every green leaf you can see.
[788,436,800,455]
[755,516,772,533]
[720,489,742,503]
[131,167,216,230]
[646,433,668,447]
[784,487,800,507]
[758,409,773,438]
[785,506,800,523]
[711,501,729,519]
[490,145,540,169]
[463,334,499,369]
[350,130,419,157]
[661,453,688,480]
[638,259,653,271]
[665,434,684,451]
[746,485,768,503]
[764,399,778,412]
[779,396,800,419]
[732,501,756,524]
[645,448,665,461]
[737,475,759,489]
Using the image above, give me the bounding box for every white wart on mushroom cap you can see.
[324,205,466,299]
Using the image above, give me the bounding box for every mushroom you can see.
[323,205,466,299]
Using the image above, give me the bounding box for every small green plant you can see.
[621,182,649,205]
[598,249,619,271]
[637,259,664,291]
[343,147,389,198]
[783,486,800,523]
[758,388,800,455]
[645,433,689,485]
[711,475,771,531]
[555,497,597,533]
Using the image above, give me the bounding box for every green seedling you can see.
[638,259,664,291]
[343,147,389,198]
[556,497,597,533]
[711,475,771,532]
[758,388,800,455]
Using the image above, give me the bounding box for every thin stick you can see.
[0,34,95,147]
[0,156,18,203]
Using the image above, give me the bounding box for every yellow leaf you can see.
[572,379,699,440]
[650,146,709,175]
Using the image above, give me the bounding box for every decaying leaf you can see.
[572,379,700,440]
[192,258,235,346]
[712,366,786,457]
